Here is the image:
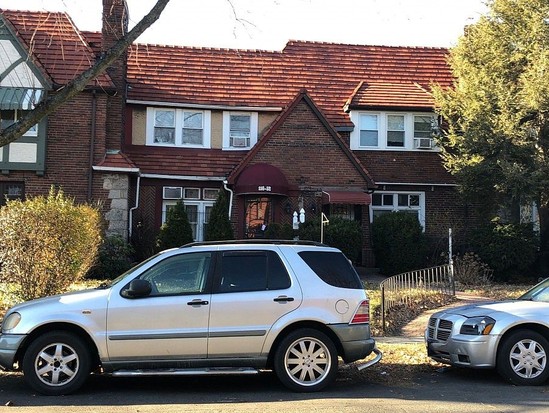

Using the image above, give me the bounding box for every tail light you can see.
[350,300,369,324]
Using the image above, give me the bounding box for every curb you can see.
[374,336,424,344]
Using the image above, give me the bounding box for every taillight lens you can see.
[350,300,369,324]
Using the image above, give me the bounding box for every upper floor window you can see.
[0,109,37,137]
[222,112,258,150]
[350,111,438,151]
[147,108,211,148]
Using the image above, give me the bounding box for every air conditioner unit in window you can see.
[414,138,433,149]
[231,137,248,147]
[163,186,183,199]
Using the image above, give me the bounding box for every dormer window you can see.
[147,107,211,148]
[223,112,258,150]
[350,111,438,151]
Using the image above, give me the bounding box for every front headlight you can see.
[1,312,21,332]
[460,316,495,335]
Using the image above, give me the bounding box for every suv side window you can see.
[137,252,211,296]
[298,251,362,289]
[217,250,290,293]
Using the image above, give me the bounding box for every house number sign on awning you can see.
[258,185,272,192]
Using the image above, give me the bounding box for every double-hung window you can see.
[148,108,211,148]
[359,114,378,147]
[387,115,405,147]
[222,112,258,150]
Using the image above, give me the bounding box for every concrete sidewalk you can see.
[375,291,494,343]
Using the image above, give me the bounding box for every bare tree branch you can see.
[0,0,171,147]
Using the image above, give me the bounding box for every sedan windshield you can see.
[519,278,549,302]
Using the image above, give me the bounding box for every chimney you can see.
[101,0,128,151]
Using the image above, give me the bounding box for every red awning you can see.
[322,191,371,205]
[234,163,289,196]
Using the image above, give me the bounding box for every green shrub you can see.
[264,222,294,240]
[0,188,102,301]
[299,217,362,264]
[205,190,234,241]
[156,200,194,251]
[87,234,135,280]
[469,221,538,282]
[372,212,427,275]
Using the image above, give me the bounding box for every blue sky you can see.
[0,0,488,50]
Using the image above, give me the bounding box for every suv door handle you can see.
[273,296,294,303]
[187,299,209,306]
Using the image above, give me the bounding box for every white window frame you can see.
[161,200,215,242]
[350,111,438,151]
[222,111,258,150]
[146,107,211,148]
[369,191,426,229]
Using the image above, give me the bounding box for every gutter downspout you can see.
[223,180,233,218]
[87,90,97,201]
[128,173,141,238]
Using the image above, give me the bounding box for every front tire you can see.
[496,329,549,386]
[274,328,338,392]
[22,331,91,395]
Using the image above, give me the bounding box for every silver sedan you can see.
[426,277,549,385]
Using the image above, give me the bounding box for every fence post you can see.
[381,283,386,334]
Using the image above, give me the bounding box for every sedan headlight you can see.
[460,316,495,335]
[1,312,21,332]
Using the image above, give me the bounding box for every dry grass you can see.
[341,342,443,386]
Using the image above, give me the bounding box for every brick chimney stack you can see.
[102,0,128,151]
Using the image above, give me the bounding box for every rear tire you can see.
[22,331,91,395]
[496,329,549,386]
[274,328,338,392]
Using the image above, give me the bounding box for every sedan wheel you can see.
[22,331,91,395]
[274,328,338,392]
[497,329,549,385]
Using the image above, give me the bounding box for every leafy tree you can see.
[0,0,171,146]
[156,201,194,250]
[205,189,234,241]
[0,188,102,300]
[432,0,549,246]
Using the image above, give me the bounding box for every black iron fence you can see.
[380,264,455,332]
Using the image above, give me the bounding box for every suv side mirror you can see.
[121,279,152,298]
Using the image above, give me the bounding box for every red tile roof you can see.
[124,145,246,178]
[346,81,435,109]
[95,151,138,172]
[1,10,112,88]
[126,40,452,128]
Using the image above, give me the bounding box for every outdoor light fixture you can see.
[284,202,292,214]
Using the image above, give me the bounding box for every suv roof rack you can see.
[181,239,326,248]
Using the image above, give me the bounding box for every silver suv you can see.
[0,240,380,395]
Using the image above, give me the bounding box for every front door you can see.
[244,197,272,238]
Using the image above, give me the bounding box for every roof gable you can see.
[228,90,375,188]
[1,10,112,88]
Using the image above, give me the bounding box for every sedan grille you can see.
[427,317,453,342]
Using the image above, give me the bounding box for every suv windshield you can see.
[298,251,362,289]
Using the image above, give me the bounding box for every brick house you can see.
[1,2,474,266]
